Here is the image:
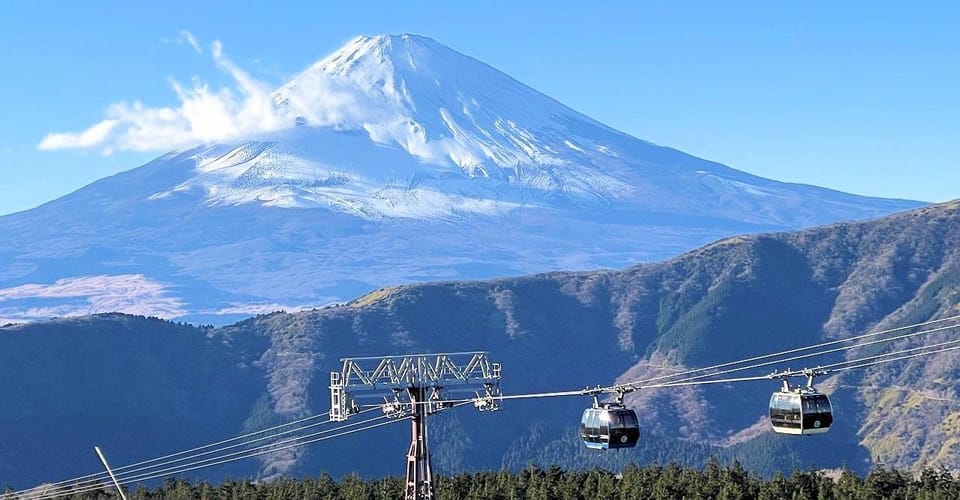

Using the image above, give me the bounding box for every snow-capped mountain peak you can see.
[317,33,452,79]
[153,34,658,219]
[273,33,618,180]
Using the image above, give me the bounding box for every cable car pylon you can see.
[329,352,502,500]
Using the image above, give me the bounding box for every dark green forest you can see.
[10,462,960,500]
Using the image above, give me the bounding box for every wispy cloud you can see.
[36,38,357,153]
[38,119,119,151]
[35,33,397,155]
[164,30,202,54]
[179,30,202,54]
[0,274,186,322]
[212,302,323,316]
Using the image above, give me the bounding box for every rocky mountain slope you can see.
[3,200,959,489]
[0,34,920,324]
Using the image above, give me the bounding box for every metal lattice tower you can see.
[329,352,502,500]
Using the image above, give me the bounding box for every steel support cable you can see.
[97,414,393,487]
[789,337,960,376]
[648,341,960,390]
[36,403,475,500]
[618,322,960,391]
[831,384,959,403]
[418,320,960,407]
[436,337,960,399]
[436,321,960,405]
[114,402,474,492]
[32,417,406,500]
[618,315,960,388]
[643,374,774,389]
[69,408,378,498]
[830,344,960,374]
[24,409,338,494]
[30,414,395,500]
[20,412,383,499]
[24,410,369,500]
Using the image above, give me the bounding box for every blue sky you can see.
[1,1,956,215]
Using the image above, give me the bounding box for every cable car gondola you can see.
[768,377,833,435]
[580,400,639,449]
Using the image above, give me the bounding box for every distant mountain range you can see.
[0,34,921,324]
[4,200,959,489]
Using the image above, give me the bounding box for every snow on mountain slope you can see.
[157,34,644,220]
[153,129,523,220]
[158,34,915,225]
[0,34,924,323]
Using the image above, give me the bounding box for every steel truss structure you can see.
[329,352,501,500]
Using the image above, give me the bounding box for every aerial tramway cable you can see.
[20,410,380,499]
[28,403,475,500]
[830,343,960,374]
[27,409,340,494]
[626,322,960,390]
[596,339,960,390]
[28,413,405,500]
[382,317,960,448]
[618,317,960,387]
[443,318,960,404]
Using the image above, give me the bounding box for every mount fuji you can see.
[0,34,921,323]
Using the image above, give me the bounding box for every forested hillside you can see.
[3,201,960,488]
[15,463,960,500]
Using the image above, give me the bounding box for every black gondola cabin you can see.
[580,404,640,449]
[769,387,833,435]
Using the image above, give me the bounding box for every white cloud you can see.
[36,40,318,153]
[0,274,186,321]
[212,302,322,316]
[38,119,119,150]
[35,38,395,155]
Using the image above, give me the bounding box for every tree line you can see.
[7,460,960,500]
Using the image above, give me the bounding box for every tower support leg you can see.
[404,387,434,500]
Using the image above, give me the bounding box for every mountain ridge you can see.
[4,199,959,488]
